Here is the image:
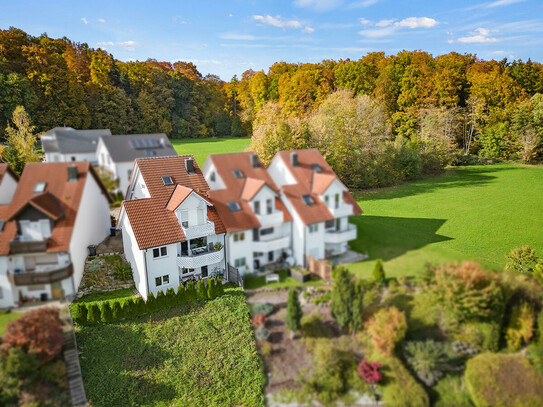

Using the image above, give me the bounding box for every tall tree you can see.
[2,105,39,173]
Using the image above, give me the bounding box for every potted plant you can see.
[213,242,223,251]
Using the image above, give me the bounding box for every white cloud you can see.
[457,27,499,43]
[97,41,115,46]
[359,18,372,25]
[253,15,302,29]
[220,33,257,40]
[358,26,396,37]
[98,18,105,23]
[81,17,88,25]
[487,0,525,7]
[97,40,140,52]
[303,26,315,33]
[293,0,343,12]
[347,0,380,8]
[375,19,395,27]
[229,14,233,17]
[394,17,438,29]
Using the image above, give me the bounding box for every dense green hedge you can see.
[465,353,543,407]
[72,278,225,325]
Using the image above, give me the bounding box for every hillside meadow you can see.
[172,138,251,166]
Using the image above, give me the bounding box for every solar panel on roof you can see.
[130,139,161,149]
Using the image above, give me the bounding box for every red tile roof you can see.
[206,152,291,233]
[0,162,112,255]
[121,156,226,250]
[273,149,362,224]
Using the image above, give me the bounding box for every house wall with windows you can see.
[120,213,147,298]
[0,171,18,205]
[144,242,178,298]
[45,152,97,164]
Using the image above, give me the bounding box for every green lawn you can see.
[0,312,21,335]
[77,286,265,407]
[349,163,543,278]
[171,138,251,166]
[243,269,324,290]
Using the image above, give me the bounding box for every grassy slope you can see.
[171,138,251,166]
[77,287,265,407]
[349,164,543,278]
[0,312,21,335]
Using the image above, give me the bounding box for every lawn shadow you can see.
[350,215,453,263]
[355,165,517,201]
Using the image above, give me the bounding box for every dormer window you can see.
[33,182,46,193]
[233,169,243,179]
[312,164,322,173]
[161,176,174,186]
[185,159,195,174]
[210,171,216,182]
[302,194,315,205]
[228,201,241,212]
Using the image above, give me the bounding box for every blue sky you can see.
[1,0,542,80]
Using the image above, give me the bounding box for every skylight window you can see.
[312,164,323,173]
[161,176,174,186]
[33,182,46,193]
[228,201,241,212]
[0,220,4,232]
[233,169,244,179]
[302,194,315,205]
[146,149,156,157]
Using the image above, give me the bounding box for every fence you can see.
[307,255,333,280]
[226,264,244,288]
[61,308,87,407]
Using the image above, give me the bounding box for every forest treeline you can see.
[2,27,543,188]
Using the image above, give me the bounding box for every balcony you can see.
[253,235,290,252]
[9,237,49,254]
[324,224,357,244]
[181,220,216,240]
[256,210,284,226]
[177,247,224,269]
[9,263,73,286]
[326,203,354,219]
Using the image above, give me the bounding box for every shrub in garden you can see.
[87,303,101,324]
[100,302,113,323]
[1,346,40,380]
[216,278,224,296]
[110,255,132,281]
[156,290,166,308]
[146,292,157,312]
[196,279,207,300]
[433,375,473,407]
[404,340,449,387]
[301,313,333,338]
[505,245,539,275]
[111,301,123,321]
[372,259,385,285]
[351,279,364,333]
[456,321,500,352]
[465,353,543,407]
[505,302,535,350]
[286,287,303,338]
[250,313,266,327]
[185,281,196,301]
[207,277,216,300]
[39,359,68,389]
[2,307,63,364]
[331,265,354,330]
[255,325,270,341]
[74,303,88,325]
[134,297,145,316]
[251,302,274,316]
[176,285,186,305]
[365,306,407,356]
[166,288,176,307]
[123,298,136,318]
[358,360,382,385]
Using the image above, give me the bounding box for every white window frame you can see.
[153,246,168,259]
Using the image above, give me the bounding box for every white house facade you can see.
[203,152,293,275]
[96,133,178,197]
[41,127,112,165]
[118,156,227,300]
[0,163,112,308]
[0,164,18,205]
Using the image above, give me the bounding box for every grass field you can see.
[349,163,543,278]
[171,138,251,166]
[77,286,265,407]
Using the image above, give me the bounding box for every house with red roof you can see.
[267,149,362,268]
[0,163,112,308]
[202,152,293,274]
[0,164,19,205]
[118,155,227,299]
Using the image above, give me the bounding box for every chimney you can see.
[251,154,259,168]
[67,165,78,182]
[291,152,299,167]
[185,158,195,174]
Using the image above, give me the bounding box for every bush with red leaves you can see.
[2,307,64,364]
[250,313,266,327]
[358,360,382,385]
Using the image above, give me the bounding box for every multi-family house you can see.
[0,164,19,205]
[0,162,112,308]
[118,156,227,300]
[41,127,112,165]
[203,152,293,275]
[267,149,362,267]
[96,133,178,197]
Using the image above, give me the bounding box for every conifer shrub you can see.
[404,340,449,387]
[156,290,166,308]
[372,259,385,285]
[176,285,186,305]
[123,298,135,318]
[134,297,145,316]
[74,303,88,325]
[331,265,354,330]
[207,277,216,300]
[87,303,101,324]
[455,321,501,352]
[286,287,303,337]
[185,281,196,301]
[146,292,157,312]
[505,302,535,350]
[166,288,176,307]
[196,279,207,300]
[100,302,113,323]
[111,301,123,321]
[216,278,224,296]
[255,325,270,341]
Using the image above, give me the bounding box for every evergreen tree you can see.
[75,303,88,325]
[100,302,113,323]
[147,292,157,312]
[156,290,166,308]
[331,265,354,330]
[134,297,145,316]
[124,298,135,318]
[216,278,225,297]
[185,281,196,301]
[111,301,123,321]
[286,288,303,339]
[176,285,186,305]
[196,279,207,300]
[351,280,365,333]
[207,277,216,300]
[166,288,176,307]
[87,303,101,324]
[372,259,386,285]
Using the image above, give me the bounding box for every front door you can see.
[51,281,63,299]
